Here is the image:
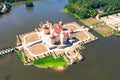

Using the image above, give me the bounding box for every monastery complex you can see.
[16,21,98,69]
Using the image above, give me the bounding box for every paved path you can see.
[100,15,120,30]
[106,16,120,24]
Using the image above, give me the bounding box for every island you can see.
[15,21,97,71]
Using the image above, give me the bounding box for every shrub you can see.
[25,1,34,7]
[100,10,120,17]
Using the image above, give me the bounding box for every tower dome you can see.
[59,21,64,25]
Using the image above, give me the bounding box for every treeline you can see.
[64,4,97,19]
[65,0,120,19]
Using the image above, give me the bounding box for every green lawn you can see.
[33,56,67,68]
[15,50,24,63]
[15,50,67,69]
[0,55,5,58]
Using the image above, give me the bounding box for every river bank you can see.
[62,8,118,37]
[115,31,120,37]
[0,3,11,14]
[16,50,69,71]
[0,0,34,15]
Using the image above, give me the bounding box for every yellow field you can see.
[94,25,113,37]
[28,43,48,54]
[73,31,88,41]
[81,18,101,26]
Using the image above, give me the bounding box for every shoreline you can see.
[115,32,120,37]
[25,60,72,72]
[62,8,81,20]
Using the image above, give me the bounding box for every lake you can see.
[0,0,120,80]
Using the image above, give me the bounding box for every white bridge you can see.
[0,48,14,55]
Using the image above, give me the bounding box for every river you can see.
[0,0,120,80]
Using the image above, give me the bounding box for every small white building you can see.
[49,35,56,45]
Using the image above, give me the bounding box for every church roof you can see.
[43,25,49,29]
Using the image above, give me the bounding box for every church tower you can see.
[43,25,50,34]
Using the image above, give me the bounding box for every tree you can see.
[65,0,120,19]
[78,10,90,19]
[69,0,77,3]
[89,9,98,17]
[25,1,34,7]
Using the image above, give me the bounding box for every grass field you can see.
[33,56,67,68]
[81,18,101,26]
[94,25,113,37]
[16,50,25,63]
[0,55,5,58]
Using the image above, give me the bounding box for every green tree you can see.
[78,10,90,19]
[89,9,98,17]
[25,1,33,7]
[65,0,120,19]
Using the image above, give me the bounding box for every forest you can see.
[64,0,120,19]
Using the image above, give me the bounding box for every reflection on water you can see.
[26,7,34,12]
[0,0,120,80]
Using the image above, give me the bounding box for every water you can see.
[0,0,120,80]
